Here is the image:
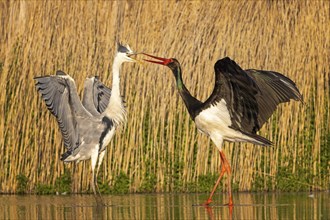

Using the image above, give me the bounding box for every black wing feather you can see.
[203,57,302,135]
[246,69,302,127]
[204,57,261,133]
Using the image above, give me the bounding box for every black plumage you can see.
[144,53,302,206]
[204,57,302,138]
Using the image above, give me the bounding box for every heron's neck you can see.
[104,57,126,124]
[173,66,202,118]
[111,58,121,99]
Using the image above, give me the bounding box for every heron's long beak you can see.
[142,53,172,65]
[128,53,143,64]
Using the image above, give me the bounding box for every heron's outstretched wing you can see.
[35,71,91,150]
[82,77,112,115]
[203,57,301,134]
[92,77,112,113]
[245,69,302,127]
[94,78,112,113]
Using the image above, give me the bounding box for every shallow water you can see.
[0,192,328,219]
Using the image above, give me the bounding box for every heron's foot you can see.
[96,200,106,207]
[93,193,105,207]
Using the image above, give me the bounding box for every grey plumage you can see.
[82,76,112,116]
[35,43,138,205]
[35,71,114,160]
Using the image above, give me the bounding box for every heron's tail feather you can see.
[60,151,71,161]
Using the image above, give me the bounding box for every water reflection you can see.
[0,192,328,219]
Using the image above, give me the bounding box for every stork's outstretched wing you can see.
[203,57,302,134]
[245,69,302,128]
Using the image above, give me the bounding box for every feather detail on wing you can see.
[245,69,302,127]
[204,57,260,133]
[34,72,79,150]
[92,77,112,113]
[203,57,302,134]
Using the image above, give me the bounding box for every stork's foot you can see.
[203,198,213,206]
[227,196,233,206]
[201,197,233,207]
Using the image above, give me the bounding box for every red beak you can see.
[143,53,173,65]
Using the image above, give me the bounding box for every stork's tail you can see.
[241,131,273,146]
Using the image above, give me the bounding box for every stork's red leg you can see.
[221,150,233,206]
[204,150,233,206]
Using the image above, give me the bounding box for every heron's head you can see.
[116,43,138,64]
[142,53,179,71]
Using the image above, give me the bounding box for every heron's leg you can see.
[204,150,232,206]
[91,149,104,206]
[91,151,98,196]
[72,162,77,193]
[95,150,106,196]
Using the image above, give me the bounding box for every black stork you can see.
[143,53,302,206]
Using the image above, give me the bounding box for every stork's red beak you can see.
[143,53,173,65]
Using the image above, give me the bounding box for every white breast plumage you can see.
[195,99,232,135]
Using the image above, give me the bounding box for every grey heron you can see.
[35,43,138,204]
[143,53,302,206]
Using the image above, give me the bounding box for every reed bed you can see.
[0,1,329,193]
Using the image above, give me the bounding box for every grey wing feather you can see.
[82,77,112,115]
[35,75,79,150]
[93,77,112,113]
[82,77,101,116]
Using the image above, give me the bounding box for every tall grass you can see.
[0,1,329,193]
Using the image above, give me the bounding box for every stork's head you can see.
[115,43,138,64]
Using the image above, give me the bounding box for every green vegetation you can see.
[111,172,130,194]
[97,175,112,194]
[34,171,72,195]
[35,184,55,195]
[16,174,29,194]
[55,170,71,194]
[187,174,219,193]
[140,173,157,193]
[276,165,314,192]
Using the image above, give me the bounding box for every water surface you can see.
[0,192,328,219]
